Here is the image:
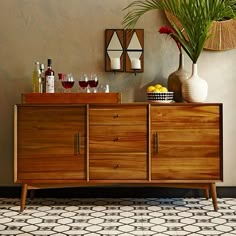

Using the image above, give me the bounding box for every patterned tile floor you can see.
[0,198,236,235]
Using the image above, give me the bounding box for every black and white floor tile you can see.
[0,198,236,235]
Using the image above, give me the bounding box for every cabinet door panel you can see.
[18,156,85,180]
[90,153,147,180]
[152,157,220,180]
[16,105,86,180]
[151,105,222,181]
[90,125,147,153]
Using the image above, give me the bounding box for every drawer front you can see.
[90,153,147,180]
[90,125,147,153]
[89,105,147,125]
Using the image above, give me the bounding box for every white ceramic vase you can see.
[182,63,208,103]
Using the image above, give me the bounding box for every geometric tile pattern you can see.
[0,198,236,235]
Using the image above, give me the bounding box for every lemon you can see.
[147,85,156,92]
[155,84,163,89]
[154,88,161,92]
[160,87,168,92]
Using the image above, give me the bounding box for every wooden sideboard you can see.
[14,102,223,211]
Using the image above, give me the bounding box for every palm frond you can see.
[122,0,236,63]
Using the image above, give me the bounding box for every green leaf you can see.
[122,0,236,62]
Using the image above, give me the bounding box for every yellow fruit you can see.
[147,86,156,92]
[155,84,162,89]
[154,88,161,92]
[160,87,168,92]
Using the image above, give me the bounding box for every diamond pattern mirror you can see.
[125,29,144,73]
[105,29,125,72]
[105,29,144,73]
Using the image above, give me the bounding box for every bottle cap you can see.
[48,59,52,66]
[40,64,44,70]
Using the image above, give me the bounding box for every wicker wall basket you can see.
[165,12,236,51]
[204,19,236,51]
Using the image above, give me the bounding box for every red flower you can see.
[159,26,182,52]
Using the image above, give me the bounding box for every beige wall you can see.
[0,0,235,186]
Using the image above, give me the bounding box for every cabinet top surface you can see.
[16,102,222,107]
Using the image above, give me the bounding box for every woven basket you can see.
[204,19,236,51]
[165,12,236,51]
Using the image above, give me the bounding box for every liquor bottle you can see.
[39,63,45,93]
[45,59,55,93]
[32,62,41,93]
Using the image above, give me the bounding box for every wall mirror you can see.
[105,29,125,72]
[105,29,144,73]
[125,29,144,73]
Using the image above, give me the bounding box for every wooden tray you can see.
[21,93,121,104]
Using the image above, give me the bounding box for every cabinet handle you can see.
[74,133,81,155]
[113,137,120,142]
[154,132,159,154]
[114,164,120,169]
[113,114,119,118]
[77,133,81,154]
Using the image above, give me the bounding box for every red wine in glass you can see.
[88,80,98,88]
[62,81,75,89]
[79,80,89,89]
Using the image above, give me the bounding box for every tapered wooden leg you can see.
[20,184,28,212]
[205,187,209,200]
[210,183,218,211]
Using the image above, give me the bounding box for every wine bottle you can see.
[32,62,41,93]
[39,63,45,93]
[45,59,55,93]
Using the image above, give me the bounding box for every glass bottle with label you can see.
[39,63,45,93]
[45,59,55,93]
[32,62,41,93]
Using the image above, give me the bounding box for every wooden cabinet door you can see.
[15,105,86,181]
[151,104,222,181]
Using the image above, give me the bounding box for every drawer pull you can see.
[77,132,81,154]
[114,164,120,169]
[154,132,159,154]
[113,137,120,142]
[74,133,81,155]
[113,114,120,118]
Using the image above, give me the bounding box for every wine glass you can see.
[61,73,75,93]
[79,74,89,93]
[88,73,99,93]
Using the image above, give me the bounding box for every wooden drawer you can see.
[89,105,147,125]
[151,105,220,128]
[90,153,147,180]
[89,125,147,153]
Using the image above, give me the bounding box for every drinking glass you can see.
[79,74,89,92]
[61,73,75,93]
[88,73,99,93]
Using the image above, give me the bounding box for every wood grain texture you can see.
[15,103,222,207]
[151,104,222,181]
[89,153,147,180]
[21,93,121,104]
[89,125,147,153]
[89,104,148,125]
[15,105,86,181]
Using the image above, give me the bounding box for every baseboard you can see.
[0,186,235,198]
